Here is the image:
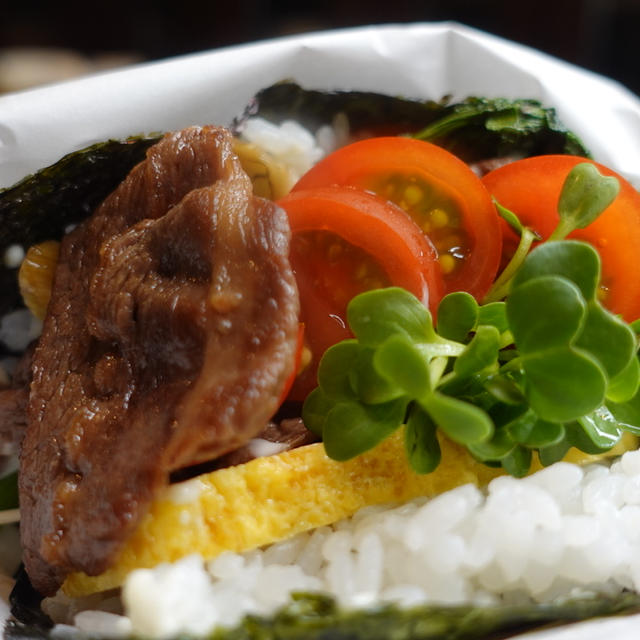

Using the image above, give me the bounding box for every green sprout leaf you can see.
[484,374,527,405]
[607,354,640,404]
[350,347,405,405]
[453,325,501,380]
[569,405,623,453]
[507,275,586,354]
[575,301,636,380]
[374,334,431,401]
[322,398,407,461]
[421,391,493,445]
[552,163,620,240]
[347,287,433,347]
[437,291,478,342]
[494,199,527,236]
[467,426,515,461]
[405,406,441,474]
[501,445,533,477]
[608,382,640,435]
[521,347,607,422]
[538,438,572,467]
[511,240,600,302]
[478,302,509,333]
[302,388,333,437]
[519,419,566,449]
[317,340,360,401]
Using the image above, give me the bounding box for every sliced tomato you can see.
[278,185,444,401]
[278,323,305,406]
[482,155,640,322]
[293,137,501,300]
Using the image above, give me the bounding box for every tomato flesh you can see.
[482,155,640,322]
[294,137,501,300]
[291,230,392,312]
[278,185,444,400]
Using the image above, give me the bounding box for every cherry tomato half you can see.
[482,155,640,322]
[278,185,444,400]
[293,137,502,300]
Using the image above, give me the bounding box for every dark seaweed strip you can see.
[235,82,450,137]
[412,96,590,163]
[237,82,590,163]
[7,566,51,632]
[211,592,640,640]
[0,136,159,321]
[5,591,640,640]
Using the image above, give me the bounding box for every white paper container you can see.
[2,21,640,640]
[2,21,640,190]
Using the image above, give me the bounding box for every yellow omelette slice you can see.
[63,430,636,596]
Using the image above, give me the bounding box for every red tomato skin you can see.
[281,186,444,309]
[293,137,502,300]
[482,155,640,322]
[278,185,444,400]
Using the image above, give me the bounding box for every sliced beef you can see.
[19,126,299,595]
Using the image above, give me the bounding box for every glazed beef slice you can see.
[19,126,299,594]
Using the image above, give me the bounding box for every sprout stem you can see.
[483,227,538,303]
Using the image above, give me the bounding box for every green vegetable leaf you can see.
[552,163,620,240]
[608,382,640,435]
[522,347,607,422]
[322,398,407,461]
[437,292,478,342]
[494,199,527,236]
[501,445,533,477]
[518,419,566,449]
[507,275,586,354]
[467,427,515,461]
[350,347,405,405]
[453,325,501,380]
[511,240,600,301]
[317,340,360,401]
[405,407,441,474]
[347,287,433,347]
[421,392,493,445]
[575,300,636,380]
[569,405,623,453]
[538,438,572,467]
[607,354,640,403]
[477,302,509,333]
[301,388,333,437]
[373,334,431,401]
[484,374,527,405]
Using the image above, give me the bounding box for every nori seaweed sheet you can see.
[0,136,159,324]
[235,82,590,163]
[5,591,640,640]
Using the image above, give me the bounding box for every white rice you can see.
[42,450,640,638]
[3,244,24,270]
[238,115,349,188]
